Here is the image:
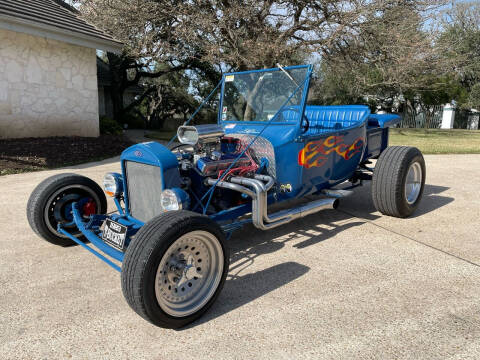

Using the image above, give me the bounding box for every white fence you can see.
[454,109,480,130]
[397,104,479,130]
[398,105,444,129]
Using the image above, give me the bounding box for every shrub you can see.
[99,116,123,135]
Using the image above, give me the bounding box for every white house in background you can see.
[0,0,122,138]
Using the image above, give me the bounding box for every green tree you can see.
[78,0,451,125]
[311,0,447,108]
[467,83,480,110]
[439,1,480,109]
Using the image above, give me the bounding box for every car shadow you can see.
[182,208,368,329]
[182,182,454,329]
[412,184,454,218]
[338,183,453,219]
[184,261,310,329]
[227,209,364,269]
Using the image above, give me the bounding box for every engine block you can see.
[196,154,251,176]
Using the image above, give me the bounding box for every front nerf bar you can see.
[57,202,125,272]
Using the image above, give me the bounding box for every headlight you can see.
[160,188,190,212]
[103,173,123,197]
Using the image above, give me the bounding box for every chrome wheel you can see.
[405,161,422,205]
[154,230,224,317]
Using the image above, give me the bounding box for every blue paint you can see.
[113,197,124,216]
[121,141,178,169]
[368,113,401,128]
[169,187,191,210]
[210,202,252,222]
[223,64,311,76]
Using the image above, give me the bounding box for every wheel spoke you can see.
[154,230,223,317]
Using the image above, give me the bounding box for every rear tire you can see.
[371,146,425,218]
[26,173,107,246]
[121,211,229,329]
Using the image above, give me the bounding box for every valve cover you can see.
[196,154,251,176]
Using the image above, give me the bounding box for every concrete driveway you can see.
[0,154,479,360]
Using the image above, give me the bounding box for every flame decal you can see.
[298,136,364,168]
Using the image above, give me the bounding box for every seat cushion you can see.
[278,105,370,135]
[304,105,370,135]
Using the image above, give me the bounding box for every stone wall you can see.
[0,29,99,138]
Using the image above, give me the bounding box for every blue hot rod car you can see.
[27,65,425,328]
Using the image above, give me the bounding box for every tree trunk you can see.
[111,86,124,122]
[106,52,126,123]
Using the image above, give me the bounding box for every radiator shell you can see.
[120,142,180,223]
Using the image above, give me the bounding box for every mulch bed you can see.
[0,135,134,175]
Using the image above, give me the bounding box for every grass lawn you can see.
[389,128,480,154]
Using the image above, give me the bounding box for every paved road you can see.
[1,155,479,360]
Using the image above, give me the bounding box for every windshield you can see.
[221,66,310,123]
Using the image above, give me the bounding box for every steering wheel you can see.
[280,106,310,133]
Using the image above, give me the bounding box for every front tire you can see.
[121,211,229,329]
[371,146,426,218]
[27,173,107,246]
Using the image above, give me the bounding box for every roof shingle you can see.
[0,0,122,52]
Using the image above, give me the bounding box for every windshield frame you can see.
[218,64,313,128]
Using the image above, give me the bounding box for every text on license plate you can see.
[102,219,127,250]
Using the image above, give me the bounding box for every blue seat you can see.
[280,105,370,136]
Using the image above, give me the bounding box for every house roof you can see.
[0,0,123,52]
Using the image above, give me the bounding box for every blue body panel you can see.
[222,104,371,199]
[121,141,178,168]
[368,113,401,128]
[298,105,369,194]
[299,123,367,195]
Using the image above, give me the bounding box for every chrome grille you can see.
[125,161,163,222]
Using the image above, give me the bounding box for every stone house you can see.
[0,0,122,138]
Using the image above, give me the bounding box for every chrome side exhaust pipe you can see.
[206,174,338,230]
[259,197,338,229]
[205,178,256,199]
[230,175,338,230]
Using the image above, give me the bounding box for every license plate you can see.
[102,219,127,250]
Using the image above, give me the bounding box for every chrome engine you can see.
[195,155,251,177]
[176,124,258,179]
